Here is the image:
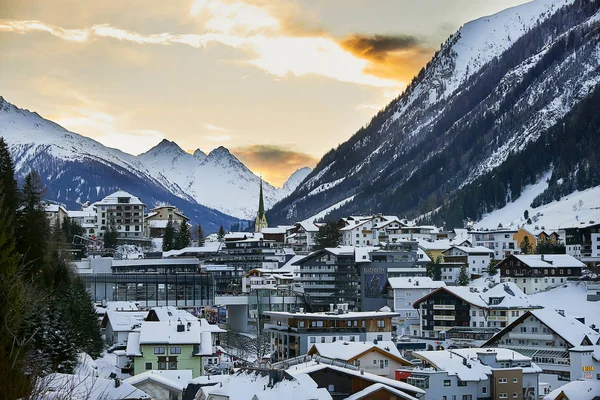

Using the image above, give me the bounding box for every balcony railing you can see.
[433,304,455,310]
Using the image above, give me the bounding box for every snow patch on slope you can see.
[302,195,356,223]
[476,174,600,230]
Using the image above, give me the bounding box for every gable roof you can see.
[442,245,494,255]
[307,340,410,365]
[484,308,600,348]
[413,282,537,310]
[125,370,193,392]
[543,379,600,400]
[286,363,425,396]
[38,373,150,400]
[344,383,418,400]
[509,254,585,268]
[102,310,147,332]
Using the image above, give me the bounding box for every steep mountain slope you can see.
[0,97,311,225]
[268,0,600,227]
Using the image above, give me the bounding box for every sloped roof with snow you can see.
[39,373,150,400]
[443,245,494,254]
[414,348,540,382]
[344,382,417,400]
[124,369,192,392]
[162,242,222,257]
[543,379,600,400]
[95,190,145,206]
[388,277,446,290]
[530,308,600,347]
[308,340,405,362]
[200,369,332,400]
[149,306,197,322]
[126,332,141,356]
[138,321,202,345]
[417,239,452,251]
[414,282,537,310]
[512,254,585,268]
[286,362,425,396]
[104,310,147,332]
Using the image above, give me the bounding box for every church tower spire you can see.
[254,177,268,232]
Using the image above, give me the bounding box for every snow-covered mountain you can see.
[269,0,600,227]
[138,140,311,219]
[0,96,310,226]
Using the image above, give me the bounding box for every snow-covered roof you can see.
[388,277,446,290]
[511,254,585,268]
[200,369,332,400]
[286,362,425,396]
[417,248,432,263]
[308,340,407,363]
[162,242,222,257]
[265,310,399,320]
[417,239,452,251]
[94,190,145,206]
[297,221,319,232]
[104,310,147,332]
[543,379,600,400]
[443,245,494,254]
[138,321,202,345]
[44,204,67,213]
[344,383,417,400]
[529,308,600,347]
[126,332,142,356]
[38,373,150,400]
[124,369,193,392]
[68,209,96,218]
[283,254,305,268]
[149,306,198,322]
[413,348,541,382]
[414,282,538,310]
[261,227,287,234]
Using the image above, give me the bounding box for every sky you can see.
[0,0,530,186]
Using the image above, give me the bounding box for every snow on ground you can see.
[476,175,600,230]
[530,281,600,329]
[302,195,356,223]
[91,352,130,380]
[114,244,144,259]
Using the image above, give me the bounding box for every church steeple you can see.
[254,177,268,232]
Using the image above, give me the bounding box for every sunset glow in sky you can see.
[0,0,529,185]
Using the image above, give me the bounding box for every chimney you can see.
[114,378,121,388]
[177,318,185,332]
[330,304,334,313]
[541,254,545,261]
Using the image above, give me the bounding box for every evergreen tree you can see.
[520,236,533,254]
[0,187,31,398]
[487,259,499,276]
[0,138,18,222]
[523,209,529,220]
[15,171,49,280]
[174,220,191,250]
[217,225,226,242]
[457,265,470,286]
[197,224,205,247]
[315,221,341,249]
[103,219,119,249]
[162,219,176,251]
[433,256,442,281]
[62,278,104,358]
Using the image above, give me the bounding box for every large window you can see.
[170,347,181,354]
[154,347,165,355]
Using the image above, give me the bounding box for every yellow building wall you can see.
[513,229,537,253]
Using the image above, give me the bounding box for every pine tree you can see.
[62,278,104,358]
[0,138,18,221]
[174,220,191,250]
[162,219,176,251]
[457,265,470,286]
[103,219,119,249]
[0,187,31,399]
[487,260,499,276]
[197,224,205,247]
[217,225,226,242]
[315,221,341,249]
[15,171,49,280]
[520,236,533,254]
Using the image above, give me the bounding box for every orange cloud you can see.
[232,145,317,187]
[340,34,435,83]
